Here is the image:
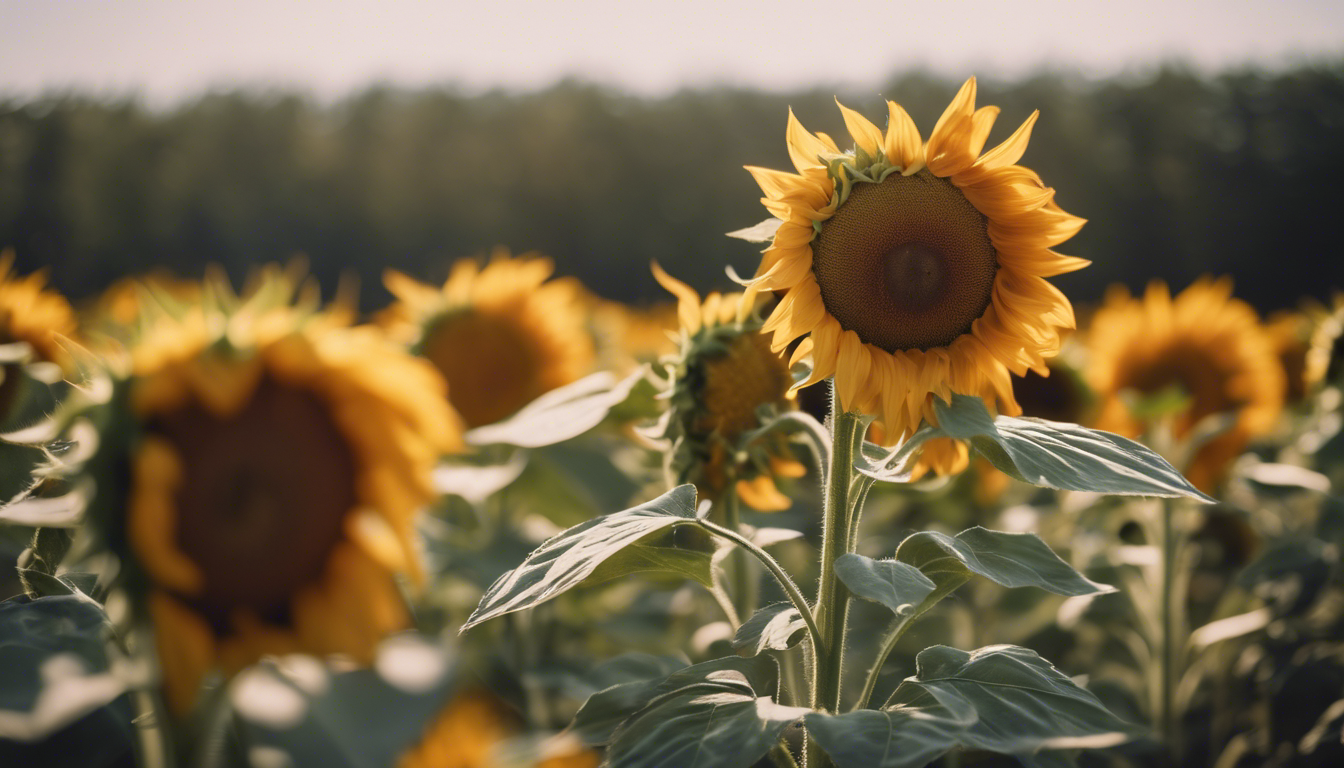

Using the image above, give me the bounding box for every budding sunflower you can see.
[111,271,464,713]
[1087,277,1285,492]
[742,78,1086,476]
[380,250,596,429]
[650,265,804,511]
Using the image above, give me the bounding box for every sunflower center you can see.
[1119,342,1242,435]
[811,170,997,352]
[696,331,792,439]
[151,377,356,623]
[421,309,546,429]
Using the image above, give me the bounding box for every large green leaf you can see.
[464,369,645,448]
[935,394,1212,500]
[585,524,720,588]
[894,527,1113,621]
[732,602,807,656]
[834,554,936,619]
[571,656,762,746]
[604,655,808,768]
[810,645,1132,767]
[0,594,124,742]
[805,702,973,768]
[461,485,699,631]
[859,394,1211,500]
[885,645,1135,754]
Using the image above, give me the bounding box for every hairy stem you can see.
[814,406,863,714]
[700,520,822,660]
[723,488,758,624]
[853,614,918,711]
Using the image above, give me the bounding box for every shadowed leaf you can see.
[461,485,699,631]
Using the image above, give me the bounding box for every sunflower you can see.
[743,78,1086,473]
[1087,277,1285,491]
[652,265,804,511]
[0,250,77,371]
[398,688,597,768]
[1265,309,1320,404]
[381,250,596,429]
[126,285,463,714]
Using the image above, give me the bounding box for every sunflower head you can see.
[119,268,463,714]
[0,250,77,371]
[1087,277,1286,492]
[651,265,803,511]
[380,250,596,429]
[742,79,1086,476]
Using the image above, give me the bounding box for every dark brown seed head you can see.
[812,170,997,352]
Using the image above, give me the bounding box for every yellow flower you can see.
[127,284,463,714]
[588,295,680,370]
[381,250,596,429]
[0,250,77,371]
[743,78,1086,476]
[653,264,804,511]
[398,689,598,768]
[1087,277,1285,492]
[1266,309,1316,404]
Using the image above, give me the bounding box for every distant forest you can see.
[3,64,1344,312]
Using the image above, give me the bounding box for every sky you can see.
[2,0,1342,103]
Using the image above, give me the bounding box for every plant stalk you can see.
[723,487,758,624]
[813,405,863,714]
[806,390,864,768]
[853,614,918,711]
[699,520,820,657]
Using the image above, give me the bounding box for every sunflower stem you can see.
[853,612,918,711]
[723,487,758,624]
[815,407,862,710]
[699,519,820,656]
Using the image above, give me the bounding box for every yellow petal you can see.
[786,108,834,175]
[884,101,925,173]
[651,261,702,334]
[929,77,977,151]
[835,99,884,159]
[972,110,1039,173]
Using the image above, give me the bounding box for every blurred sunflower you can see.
[744,78,1085,476]
[125,277,463,713]
[1087,278,1285,491]
[399,689,597,768]
[587,295,680,370]
[0,250,77,370]
[82,269,203,342]
[651,265,804,511]
[381,250,596,429]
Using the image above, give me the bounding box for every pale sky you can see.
[2,0,1341,103]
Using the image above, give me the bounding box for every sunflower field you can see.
[2,72,1343,768]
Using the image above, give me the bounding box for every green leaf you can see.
[804,703,972,768]
[461,485,699,631]
[465,369,645,448]
[931,394,1213,501]
[895,527,1113,618]
[585,524,719,588]
[0,353,63,434]
[732,602,807,656]
[0,594,123,741]
[834,554,936,620]
[0,440,52,509]
[883,645,1136,755]
[605,655,808,768]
